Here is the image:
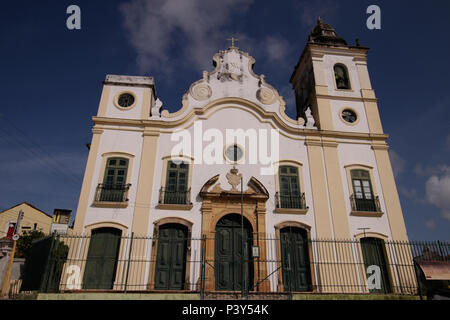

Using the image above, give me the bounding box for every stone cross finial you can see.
[227,37,239,48]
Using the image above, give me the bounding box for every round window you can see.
[225,144,243,162]
[117,93,135,108]
[341,109,357,123]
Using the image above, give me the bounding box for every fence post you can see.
[200,235,206,300]
[124,232,134,294]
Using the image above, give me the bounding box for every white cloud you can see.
[119,0,254,73]
[398,186,417,200]
[263,35,290,63]
[295,1,339,27]
[414,164,449,177]
[424,219,437,230]
[425,167,450,221]
[389,150,405,178]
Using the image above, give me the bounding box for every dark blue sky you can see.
[0,0,449,240]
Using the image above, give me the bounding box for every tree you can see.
[15,230,46,258]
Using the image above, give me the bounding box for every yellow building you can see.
[0,202,52,237]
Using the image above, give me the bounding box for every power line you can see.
[0,116,82,187]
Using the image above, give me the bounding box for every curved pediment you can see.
[158,46,313,130]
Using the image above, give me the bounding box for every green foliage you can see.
[15,230,46,258]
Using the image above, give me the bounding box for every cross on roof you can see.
[227,37,239,48]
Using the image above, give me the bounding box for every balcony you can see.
[350,194,383,217]
[275,192,308,214]
[92,183,131,208]
[157,188,192,210]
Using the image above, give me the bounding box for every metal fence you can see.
[23,233,449,297]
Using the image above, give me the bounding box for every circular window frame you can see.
[339,107,360,126]
[223,143,245,164]
[113,91,137,110]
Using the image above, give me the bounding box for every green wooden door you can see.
[360,238,391,293]
[215,214,253,291]
[280,227,311,292]
[83,228,121,289]
[154,224,188,290]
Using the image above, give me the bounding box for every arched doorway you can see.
[280,227,311,292]
[215,214,254,291]
[360,237,391,293]
[154,223,188,290]
[83,227,122,289]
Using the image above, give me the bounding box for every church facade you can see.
[71,20,412,293]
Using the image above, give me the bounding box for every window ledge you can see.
[274,208,309,215]
[156,204,193,211]
[351,210,383,218]
[92,201,128,208]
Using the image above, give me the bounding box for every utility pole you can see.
[1,210,23,297]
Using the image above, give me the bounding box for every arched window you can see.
[334,64,351,90]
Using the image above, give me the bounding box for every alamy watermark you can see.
[366,5,381,30]
[169,121,280,176]
[66,5,81,30]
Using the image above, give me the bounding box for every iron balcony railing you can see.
[159,187,191,205]
[95,183,131,203]
[275,192,307,210]
[350,194,381,212]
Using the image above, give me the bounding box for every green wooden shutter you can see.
[279,166,301,208]
[164,161,189,204]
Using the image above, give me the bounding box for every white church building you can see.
[70,19,413,294]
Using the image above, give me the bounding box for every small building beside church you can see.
[0,202,52,238]
[70,19,414,294]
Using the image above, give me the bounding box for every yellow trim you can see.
[96,97,385,137]
[363,99,384,134]
[156,204,193,211]
[161,94,189,118]
[274,208,308,215]
[130,131,159,236]
[73,128,103,234]
[305,137,333,238]
[371,146,408,241]
[97,86,111,117]
[84,221,128,235]
[141,88,152,119]
[113,91,138,111]
[322,138,351,239]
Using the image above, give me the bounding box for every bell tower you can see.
[290,18,383,134]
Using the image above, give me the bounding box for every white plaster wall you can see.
[330,100,370,133]
[323,54,362,99]
[337,142,392,239]
[103,86,146,120]
[149,105,317,239]
[82,129,144,234]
